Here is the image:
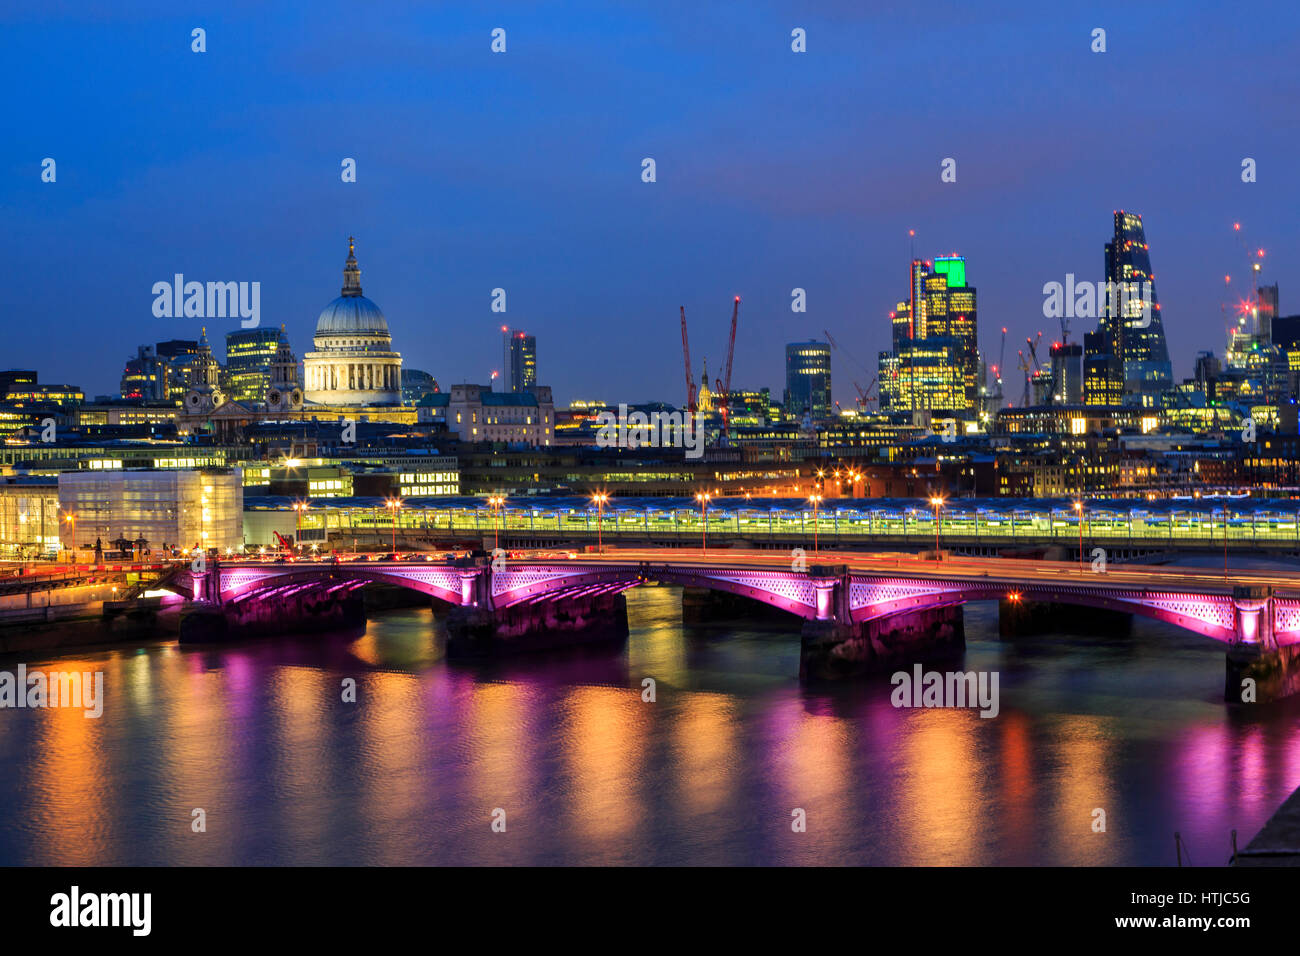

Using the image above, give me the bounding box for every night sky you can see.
[4,1,1298,405]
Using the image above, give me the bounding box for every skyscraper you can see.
[225,327,282,403]
[1094,211,1173,401]
[878,255,978,418]
[502,327,537,393]
[121,346,168,400]
[785,340,832,421]
[1049,341,1083,404]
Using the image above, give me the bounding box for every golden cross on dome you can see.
[348,236,355,256]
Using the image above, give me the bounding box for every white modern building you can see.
[57,468,244,552]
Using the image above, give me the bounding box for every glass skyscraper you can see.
[1095,211,1173,401]
[503,328,537,393]
[225,328,285,403]
[784,340,832,421]
[878,256,978,417]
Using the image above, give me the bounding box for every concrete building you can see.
[419,384,554,445]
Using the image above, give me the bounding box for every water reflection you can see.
[0,589,1298,865]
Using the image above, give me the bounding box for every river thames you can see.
[2,582,1298,866]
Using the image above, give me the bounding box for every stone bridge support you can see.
[1225,586,1300,703]
[445,591,630,657]
[799,565,965,680]
[179,560,365,643]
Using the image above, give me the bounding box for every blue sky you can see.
[3,0,1298,404]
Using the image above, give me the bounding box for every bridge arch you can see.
[848,578,1242,644]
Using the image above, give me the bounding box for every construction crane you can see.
[853,376,880,412]
[983,326,1008,412]
[714,296,740,442]
[679,306,696,413]
[1017,349,1033,407]
[825,329,874,377]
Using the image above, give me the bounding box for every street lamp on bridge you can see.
[695,491,711,553]
[384,497,402,554]
[292,499,309,554]
[809,493,823,555]
[591,492,609,554]
[1073,500,1084,572]
[930,496,945,554]
[487,495,505,553]
[62,511,76,565]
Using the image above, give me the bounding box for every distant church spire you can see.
[342,236,362,297]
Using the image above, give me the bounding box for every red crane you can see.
[679,306,697,413]
[715,296,740,441]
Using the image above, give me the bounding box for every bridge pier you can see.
[798,565,965,679]
[800,605,965,680]
[1225,586,1300,703]
[445,591,629,657]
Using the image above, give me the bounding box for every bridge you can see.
[173,550,1300,700]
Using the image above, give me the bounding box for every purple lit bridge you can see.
[172,553,1300,699]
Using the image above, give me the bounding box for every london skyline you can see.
[4,1,1298,405]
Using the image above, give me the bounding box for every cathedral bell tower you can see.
[265,325,304,412]
[183,327,226,414]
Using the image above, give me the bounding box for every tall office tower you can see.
[1083,330,1121,405]
[121,345,168,400]
[784,340,832,421]
[155,339,201,403]
[1224,282,1289,404]
[501,327,537,393]
[1257,282,1279,345]
[224,328,282,402]
[1049,341,1083,404]
[877,255,978,417]
[1099,211,1173,401]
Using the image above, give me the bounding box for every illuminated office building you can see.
[1050,342,1083,404]
[784,340,832,422]
[121,346,168,400]
[224,328,282,402]
[1083,330,1122,405]
[878,256,978,418]
[0,477,60,558]
[502,328,537,393]
[1087,211,1173,402]
[57,468,244,552]
[156,340,201,402]
[0,371,38,396]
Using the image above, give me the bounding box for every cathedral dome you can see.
[316,294,389,336]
